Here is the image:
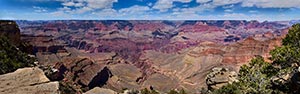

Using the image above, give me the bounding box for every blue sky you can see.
[0,0,299,21]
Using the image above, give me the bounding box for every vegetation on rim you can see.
[213,24,300,94]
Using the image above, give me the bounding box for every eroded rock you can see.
[206,67,238,90]
[60,57,112,90]
[84,87,117,94]
[106,64,142,91]
[0,67,59,94]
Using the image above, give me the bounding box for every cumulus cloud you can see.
[91,5,151,19]
[92,8,118,18]
[119,5,150,14]
[58,0,118,14]
[153,0,192,12]
[212,0,242,6]
[86,0,117,9]
[196,0,211,3]
[62,1,84,7]
[33,6,47,12]
[241,0,300,8]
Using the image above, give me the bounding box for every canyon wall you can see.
[18,20,289,93]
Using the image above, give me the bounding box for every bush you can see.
[0,36,34,74]
[213,56,276,94]
[140,88,159,94]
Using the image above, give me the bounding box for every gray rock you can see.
[0,67,59,94]
[206,67,238,90]
[84,87,117,94]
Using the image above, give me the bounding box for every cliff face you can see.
[0,20,21,45]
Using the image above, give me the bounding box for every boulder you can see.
[206,67,238,90]
[0,67,59,94]
[84,87,117,94]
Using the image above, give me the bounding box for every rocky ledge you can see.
[0,67,59,94]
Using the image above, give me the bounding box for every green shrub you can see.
[0,36,34,74]
[140,88,159,94]
[213,56,276,94]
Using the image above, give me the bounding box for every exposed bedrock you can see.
[58,57,112,89]
[0,67,59,94]
[206,67,238,90]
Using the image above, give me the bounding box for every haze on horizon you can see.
[0,0,300,21]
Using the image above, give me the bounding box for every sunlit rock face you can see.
[17,20,289,93]
[0,67,59,94]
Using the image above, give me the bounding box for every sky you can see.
[0,0,300,21]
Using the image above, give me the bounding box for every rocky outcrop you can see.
[0,67,59,94]
[271,67,300,93]
[61,58,111,89]
[84,87,117,94]
[206,67,238,90]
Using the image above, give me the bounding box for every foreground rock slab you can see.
[0,67,59,94]
[84,87,117,94]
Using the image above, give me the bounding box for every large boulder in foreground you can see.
[0,67,59,94]
[84,87,117,94]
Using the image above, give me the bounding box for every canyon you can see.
[13,20,290,93]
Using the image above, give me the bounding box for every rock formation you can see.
[84,87,117,94]
[59,57,111,89]
[0,67,59,94]
[206,67,238,90]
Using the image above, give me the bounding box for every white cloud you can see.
[196,0,211,3]
[153,0,192,12]
[241,0,300,8]
[249,10,258,13]
[223,4,235,8]
[212,0,242,6]
[196,0,300,8]
[91,5,151,19]
[171,3,216,14]
[76,7,93,14]
[45,0,300,20]
[92,8,118,18]
[224,9,233,12]
[62,2,84,7]
[86,0,117,9]
[119,5,150,14]
[33,6,47,12]
[153,0,173,12]
[58,0,118,14]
